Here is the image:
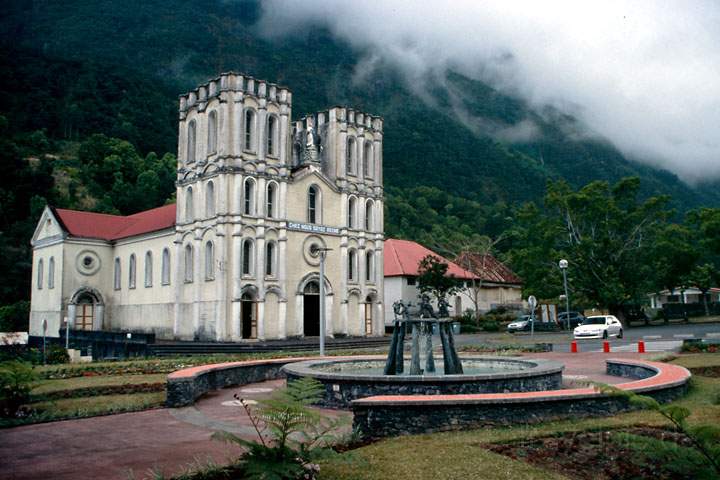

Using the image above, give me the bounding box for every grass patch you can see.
[1,391,165,427]
[35,349,387,379]
[671,352,720,369]
[32,373,167,395]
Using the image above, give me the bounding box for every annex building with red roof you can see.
[383,239,523,320]
[29,72,387,342]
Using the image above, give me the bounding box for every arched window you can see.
[185,187,194,222]
[205,241,214,281]
[187,120,196,163]
[129,254,137,289]
[346,137,356,175]
[205,181,215,217]
[265,242,275,277]
[161,248,171,286]
[37,259,43,290]
[207,110,218,154]
[244,109,256,152]
[363,141,373,178]
[266,182,276,218]
[366,251,374,282]
[114,257,121,290]
[242,239,254,276]
[184,245,194,283]
[144,251,153,287]
[243,178,255,215]
[48,257,55,289]
[347,197,356,228]
[267,115,277,156]
[365,200,374,231]
[307,186,320,224]
[348,250,356,282]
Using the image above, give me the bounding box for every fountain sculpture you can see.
[384,295,463,376]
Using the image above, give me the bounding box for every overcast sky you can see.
[258,1,720,184]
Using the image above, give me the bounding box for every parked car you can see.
[507,315,560,333]
[507,315,531,333]
[557,311,586,329]
[573,315,623,340]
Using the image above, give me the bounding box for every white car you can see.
[573,315,623,340]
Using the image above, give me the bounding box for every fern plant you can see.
[599,384,720,475]
[213,377,345,480]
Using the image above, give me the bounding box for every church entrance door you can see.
[303,280,320,337]
[75,295,94,331]
[241,292,257,339]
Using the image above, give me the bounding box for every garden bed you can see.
[486,427,714,480]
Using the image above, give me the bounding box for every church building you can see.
[29,73,385,341]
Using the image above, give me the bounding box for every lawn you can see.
[4,349,386,427]
[318,353,720,480]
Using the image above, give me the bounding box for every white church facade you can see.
[29,73,385,341]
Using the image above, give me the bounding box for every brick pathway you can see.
[1,352,651,480]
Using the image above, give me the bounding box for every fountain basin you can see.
[282,356,564,408]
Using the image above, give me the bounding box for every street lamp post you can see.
[559,259,570,330]
[314,246,333,357]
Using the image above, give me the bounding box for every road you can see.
[453,320,720,353]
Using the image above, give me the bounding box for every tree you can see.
[685,264,718,316]
[416,255,462,305]
[648,223,699,298]
[509,177,673,320]
[436,233,505,321]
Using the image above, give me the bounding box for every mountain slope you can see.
[2,0,718,212]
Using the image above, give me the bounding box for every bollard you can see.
[603,341,610,353]
[638,340,645,353]
[571,341,578,353]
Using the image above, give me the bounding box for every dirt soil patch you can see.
[486,427,705,480]
[688,366,720,378]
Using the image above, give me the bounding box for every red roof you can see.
[455,252,523,285]
[384,239,476,279]
[53,204,176,241]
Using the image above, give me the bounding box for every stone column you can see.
[215,227,227,341]
[279,104,290,167]
[256,301,265,340]
[193,236,202,337]
[231,233,242,340]
[325,294,334,337]
[295,294,304,337]
[94,304,104,331]
[67,304,77,329]
[278,300,287,339]
[173,239,182,337]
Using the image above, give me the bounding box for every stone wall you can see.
[351,383,687,439]
[350,359,690,440]
[166,359,298,407]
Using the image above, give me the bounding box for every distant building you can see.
[29,73,385,341]
[648,287,720,309]
[383,239,523,323]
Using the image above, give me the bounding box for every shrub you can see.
[45,345,70,365]
[0,361,37,417]
[481,320,500,332]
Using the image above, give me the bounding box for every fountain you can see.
[282,296,564,408]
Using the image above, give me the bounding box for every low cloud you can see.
[258,1,720,183]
